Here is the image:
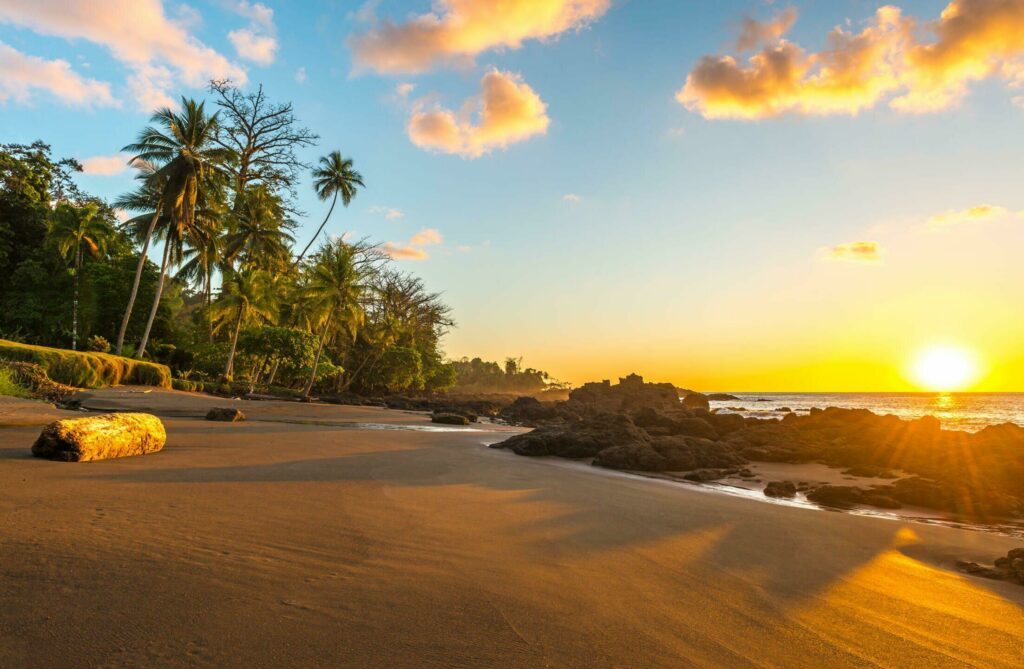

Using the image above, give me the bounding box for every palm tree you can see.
[120,97,231,359]
[294,151,364,265]
[177,223,223,343]
[48,202,115,350]
[225,186,295,271]
[112,161,163,355]
[211,269,278,380]
[300,240,367,397]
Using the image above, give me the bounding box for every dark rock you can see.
[683,468,739,482]
[705,393,740,401]
[681,392,711,411]
[806,485,864,508]
[592,443,667,471]
[860,494,902,509]
[764,481,797,498]
[650,435,745,471]
[431,413,470,426]
[492,413,649,459]
[842,465,898,478]
[499,396,559,424]
[206,407,245,422]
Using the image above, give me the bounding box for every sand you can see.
[1,389,1022,668]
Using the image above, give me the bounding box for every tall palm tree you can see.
[120,97,231,359]
[300,240,367,397]
[48,202,115,350]
[112,160,163,355]
[177,222,224,343]
[211,269,278,381]
[224,186,295,271]
[294,151,364,265]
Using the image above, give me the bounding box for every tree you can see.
[224,185,295,271]
[211,269,278,380]
[300,240,368,396]
[177,226,223,343]
[294,151,364,265]
[48,202,115,350]
[120,97,231,359]
[209,80,318,208]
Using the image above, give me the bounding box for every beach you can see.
[2,389,1023,668]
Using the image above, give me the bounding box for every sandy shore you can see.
[1,389,1022,668]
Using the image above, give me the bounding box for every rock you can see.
[650,435,746,471]
[683,468,739,482]
[1008,548,1024,561]
[764,481,797,498]
[592,443,667,471]
[568,374,681,414]
[860,494,902,509]
[205,407,246,422]
[708,412,746,436]
[32,413,166,462]
[841,465,898,478]
[671,417,719,440]
[806,485,864,508]
[681,392,711,411]
[432,408,478,423]
[492,413,650,459]
[499,396,559,424]
[705,393,740,401]
[431,413,470,426]
[775,407,793,413]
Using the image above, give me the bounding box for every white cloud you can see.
[0,0,247,110]
[227,1,277,65]
[80,152,131,175]
[0,41,116,107]
[295,66,307,83]
[384,227,443,261]
[563,193,582,203]
[368,205,404,220]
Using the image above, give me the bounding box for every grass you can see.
[0,367,31,398]
[0,339,171,389]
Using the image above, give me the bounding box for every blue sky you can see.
[3,1,1024,390]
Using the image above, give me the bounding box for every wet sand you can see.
[1,389,1022,668]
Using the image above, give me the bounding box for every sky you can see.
[2,0,1024,391]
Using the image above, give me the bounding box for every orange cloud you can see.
[80,152,130,175]
[407,69,550,157]
[382,243,429,260]
[927,204,1020,226]
[679,1,1024,119]
[384,227,444,261]
[227,1,277,66]
[825,241,883,262]
[0,41,116,107]
[0,0,246,110]
[350,0,610,74]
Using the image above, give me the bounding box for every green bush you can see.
[86,335,111,353]
[172,378,199,392]
[0,339,171,389]
[0,367,31,398]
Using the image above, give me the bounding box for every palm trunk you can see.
[303,315,332,398]
[71,246,81,351]
[223,305,245,381]
[206,272,214,344]
[115,205,161,356]
[136,236,171,359]
[293,192,337,267]
[266,358,281,386]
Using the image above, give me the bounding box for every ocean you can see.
[709,393,1024,432]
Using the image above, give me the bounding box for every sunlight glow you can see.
[910,345,980,392]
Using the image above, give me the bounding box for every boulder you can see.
[500,396,559,424]
[806,485,864,508]
[492,413,650,459]
[32,413,166,462]
[681,392,711,411]
[705,393,740,401]
[764,481,797,498]
[592,443,667,471]
[650,435,745,471]
[431,413,470,426]
[432,408,478,423]
[206,407,246,422]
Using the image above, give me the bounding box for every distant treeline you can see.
[451,357,568,394]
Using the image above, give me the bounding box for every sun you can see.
[910,345,980,392]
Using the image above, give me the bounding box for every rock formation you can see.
[32,413,166,462]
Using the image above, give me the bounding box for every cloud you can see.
[0,41,116,106]
[825,241,883,262]
[395,82,415,98]
[349,0,610,74]
[382,243,429,260]
[679,1,1024,119]
[80,152,130,175]
[736,7,798,51]
[407,69,550,158]
[383,227,443,261]
[409,227,443,246]
[563,193,582,202]
[0,0,246,110]
[368,205,405,220]
[927,204,1021,226]
[227,1,277,65]
[295,66,307,83]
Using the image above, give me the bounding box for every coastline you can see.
[3,389,1023,667]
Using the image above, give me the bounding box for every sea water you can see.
[709,393,1024,432]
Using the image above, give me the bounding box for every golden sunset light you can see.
[909,344,981,392]
[2,1,1024,667]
